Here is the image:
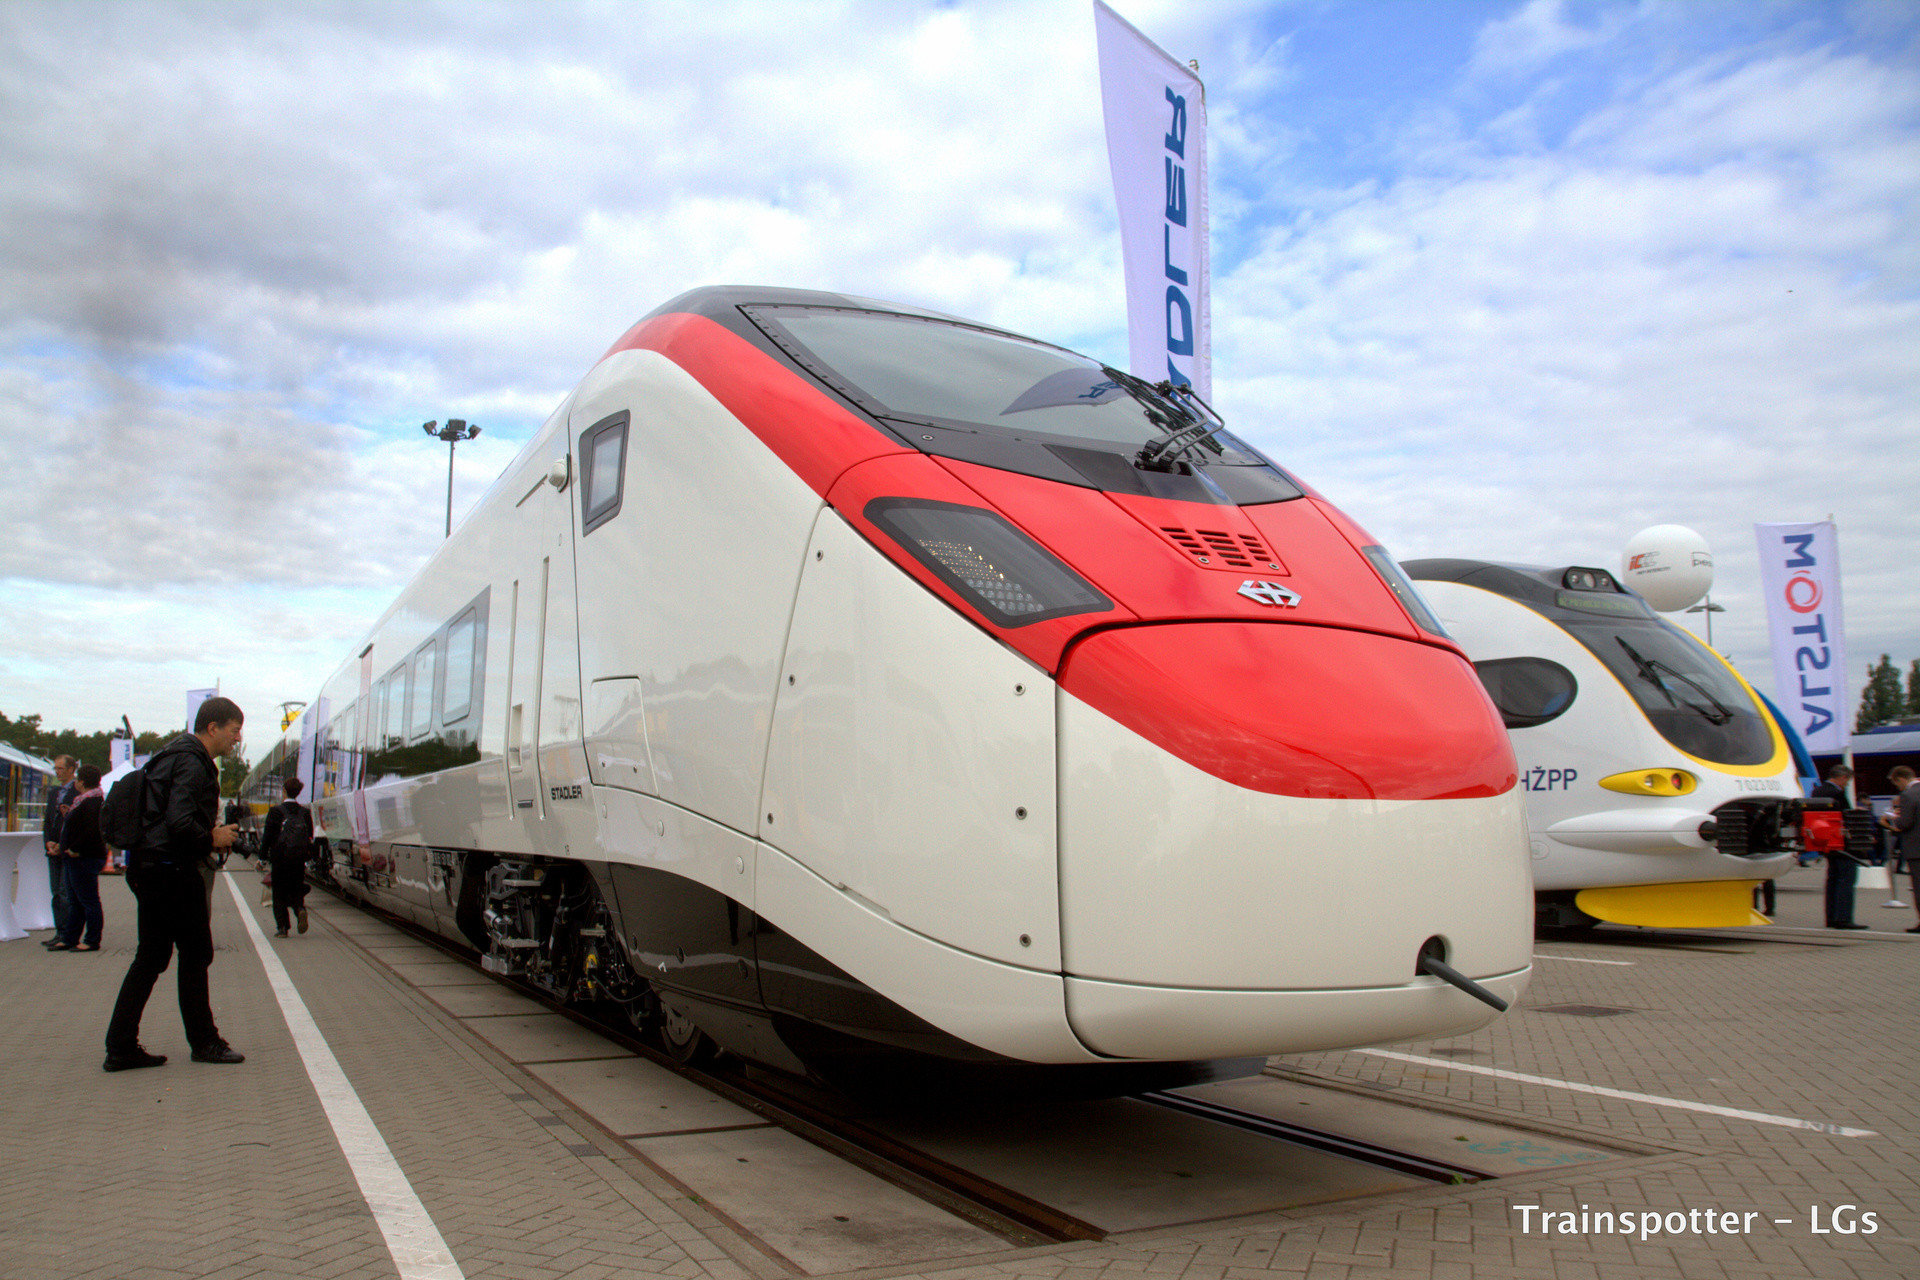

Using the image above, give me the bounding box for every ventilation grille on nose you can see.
[1160,526,1280,571]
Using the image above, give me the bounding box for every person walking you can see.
[52,764,109,952]
[40,755,78,948]
[1882,765,1920,935]
[1811,765,1866,929]
[260,777,315,938]
[102,697,248,1072]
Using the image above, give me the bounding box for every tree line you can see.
[1856,657,1920,734]
[1,710,250,797]
[0,710,173,771]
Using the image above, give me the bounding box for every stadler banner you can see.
[1754,521,1847,753]
[1094,1,1209,401]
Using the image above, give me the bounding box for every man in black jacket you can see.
[40,755,78,948]
[103,697,248,1072]
[1811,765,1866,930]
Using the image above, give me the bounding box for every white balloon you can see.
[1621,525,1714,611]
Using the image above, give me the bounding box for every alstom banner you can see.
[1754,521,1847,753]
[1095,1,1209,401]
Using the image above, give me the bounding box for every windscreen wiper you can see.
[1616,637,1734,724]
[1102,367,1230,472]
[1649,659,1734,724]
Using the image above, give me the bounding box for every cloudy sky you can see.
[1,0,1914,757]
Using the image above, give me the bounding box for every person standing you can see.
[102,697,248,1072]
[52,764,108,951]
[1811,765,1865,930]
[40,755,78,948]
[1883,765,1920,935]
[260,777,315,938]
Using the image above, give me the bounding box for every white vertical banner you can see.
[186,686,218,731]
[1754,521,1848,753]
[1095,1,1209,401]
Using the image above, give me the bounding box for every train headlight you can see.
[865,498,1113,628]
[1599,769,1698,797]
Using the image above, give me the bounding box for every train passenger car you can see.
[1404,559,1872,930]
[261,286,1535,1087]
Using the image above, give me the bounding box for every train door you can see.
[505,566,544,817]
[504,444,592,861]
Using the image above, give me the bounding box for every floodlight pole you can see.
[1685,596,1725,647]
[423,419,482,537]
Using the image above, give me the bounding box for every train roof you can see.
[644,285,976,330]
[1401,558,1659,622]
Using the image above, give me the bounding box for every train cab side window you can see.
[579,412,629,535]
[1474,657,1577,729]
[443,610,476,724]
[410,642,437,742]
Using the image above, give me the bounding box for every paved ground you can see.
[1,860,1912,1280]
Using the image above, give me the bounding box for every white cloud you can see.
[1469,0,1628,78]
[1215,25,1919,698]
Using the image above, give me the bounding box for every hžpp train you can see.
[248,287,1534,1088]
[1404,559,1874,931]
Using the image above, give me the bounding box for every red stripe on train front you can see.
[1058,622,1517,801]
[601,312,907,498]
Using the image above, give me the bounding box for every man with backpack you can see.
[260,776,316,937]
[102,697,248,1072]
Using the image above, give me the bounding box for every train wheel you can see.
[661,1003,718,1068]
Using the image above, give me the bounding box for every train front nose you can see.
[1054,621,1535,1059]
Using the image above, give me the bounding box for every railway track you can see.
[307,874,1489,1246]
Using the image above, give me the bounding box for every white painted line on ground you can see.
[1532,954,1635,965]
[225,876,468,1280]
[1355,1048,1879,1138]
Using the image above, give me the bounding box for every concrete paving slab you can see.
[630,1124,1006,1272]
[868,1096,1423,1232]
[422,980,546,1018]
[383,959,496,986]
[346,933,445,952]
[527,1056,770,1137]
[465,1010,638,1063]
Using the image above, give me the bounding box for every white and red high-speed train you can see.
[257,287,1533,1087]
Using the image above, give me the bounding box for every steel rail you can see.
[1136,1090,1488,1184]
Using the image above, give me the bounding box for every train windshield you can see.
[748,305,1272,465]
[1559,609,1776,765]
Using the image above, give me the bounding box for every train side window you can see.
[410,641,438,742]
[579,411,629,536]
[383,666,408,749]
[367,684,384,756]
[332,700,355,794]
[1475,657,1577,729]
[443,609,476,725]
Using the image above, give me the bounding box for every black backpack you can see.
[274,802,314,860]
[100,768,150,851]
